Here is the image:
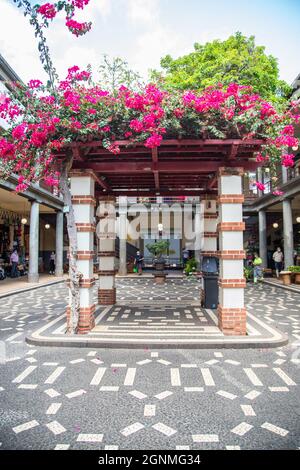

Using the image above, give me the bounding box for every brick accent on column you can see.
[67,174,96,334]
[202,198,218,257]
[217,167,246,336]
[97,196,116,306]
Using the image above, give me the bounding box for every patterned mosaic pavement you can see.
[0,280,300,449]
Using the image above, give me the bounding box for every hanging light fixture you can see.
[296,216,300,223]
[273,222,279,229]
[45,223,50,229]
[21,217,27,225]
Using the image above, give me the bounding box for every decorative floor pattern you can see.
[0,281,299,449]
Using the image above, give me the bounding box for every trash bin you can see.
[201,256,219,309]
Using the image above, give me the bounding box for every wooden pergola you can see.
[63,138,264,336]
[68,138,263,196]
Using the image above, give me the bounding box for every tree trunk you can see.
[60,154,81,334]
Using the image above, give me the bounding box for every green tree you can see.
[98,55,143,94]
[154,32,291,103]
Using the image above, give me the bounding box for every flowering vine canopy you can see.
[0,64,299,193]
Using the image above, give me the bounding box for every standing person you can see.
[253,253,263,283]
[10,249,19,278]
[49,251,56,274]
[182,247,189,268]
[273,247,284,278]
[134,251,144,275]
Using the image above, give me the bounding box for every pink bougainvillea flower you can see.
[255,181,266,191]
[37,3,57,20]
[130,119,144,133]
[71,0,90,8]
[145,133,163,149]
[28,79,43,89]
[273,190,284,196]
[281,153,295,168]
[66,18,92,36]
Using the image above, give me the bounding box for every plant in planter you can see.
[184,258,198,276]
[146,240,170,284]
[280,270,292,286]
[288,266,300,284]
[244,266,253,282]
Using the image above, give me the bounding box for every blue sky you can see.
[0,0,299,84]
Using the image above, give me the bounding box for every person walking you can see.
[10,249,19,278]
[253,253,263,283]
[49,251,56,274]
[273,247,284,278]
[134,251,144,275]
[182,247,189,268]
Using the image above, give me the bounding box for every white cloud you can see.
[126,0,160,25]
[0,0,47,83]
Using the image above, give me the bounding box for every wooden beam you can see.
[73,160,259,173]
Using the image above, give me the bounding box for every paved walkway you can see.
[0,274,66,298]
[263,278,300,294]
[26,279,287,348]
[0,281,299,449]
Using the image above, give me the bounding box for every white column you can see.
[283,198,294,269]
[118,196,128,275]
[68,172,96,334]
[202,197,218,257]
[258,210,267,268]
[55,210,64,277]
[97,196,116,305]
[28,200,39,283]
[217,167,246,336]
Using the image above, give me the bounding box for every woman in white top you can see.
[273,247,284,278]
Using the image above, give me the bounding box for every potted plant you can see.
[288,266,300,284]
[184,257,198,277]
[244,266,253,282]
[280,270,292,286]
[146,240,170,284]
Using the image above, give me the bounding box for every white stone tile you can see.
[184,387,204,392]
[192,434,219,442]
[216,390,237,400]
[54,444,70,450]
[120,422,144,437]
[18,384,38,390]
[44,367,65,384]
[137,359,152,365]
[273,368,296,386]
[244,390,261,400]
[155,391,173,400]
[152,422,177,437]
[268,386,289,392]
[77,434,103,442]
[144,404,156,417]
[66,389,86,399]
[90,368,106,386]
[200,368,215,386]
[240,405,256,416]
[171,368,181,386]
[100,386,119,391]
[157,359,171,366]
[13,420,39,434]
[44,388,61,398]
[12,366,37,384]
[70,359,85,364]
[129,390,147,400]
[124,368,136,386]
[226,445,241,450]
[46,421,66,435]
[104,445,119,450]
[243,368,263,386]
[231,422,253,436]
[46,403,62,415]
[261,422,289,437]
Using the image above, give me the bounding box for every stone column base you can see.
[66,305,95,334]
[98,288,116,305]
[28,273,39,283]
[217,306,247,336]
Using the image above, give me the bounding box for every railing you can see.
[117,196,201,205]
